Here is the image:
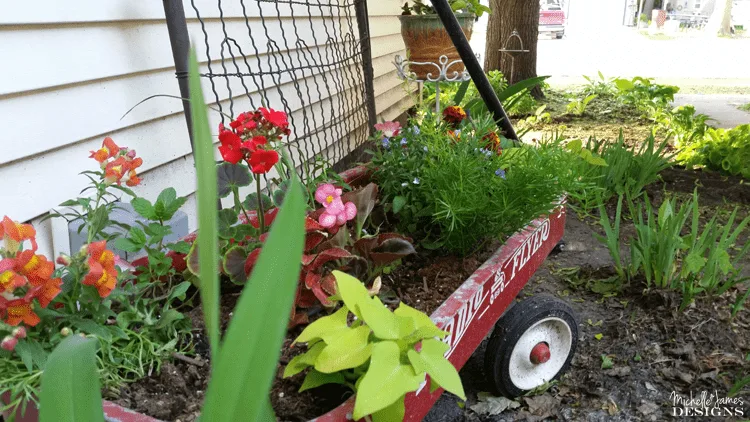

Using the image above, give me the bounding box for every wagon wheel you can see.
[484,294,578,397]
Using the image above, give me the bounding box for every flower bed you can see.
[3,92,583,421]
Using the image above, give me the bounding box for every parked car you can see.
[539,0,565,39]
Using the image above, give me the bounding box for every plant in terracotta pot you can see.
[399,0,491,80]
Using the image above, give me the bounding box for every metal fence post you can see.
[163,0,195,151]
[429,0,518,140]
[354,0,378,134]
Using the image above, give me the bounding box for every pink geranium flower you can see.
[374,121,401,138]
[315,184,357,228]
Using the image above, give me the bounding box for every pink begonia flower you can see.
[319,197,357,228]
[374,121,401,138]
[315,184,356,228]
[315,183,343,207]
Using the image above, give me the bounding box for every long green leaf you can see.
[497,75,549,103]
[39,337,104,422]
[201,177,306,420]
[189,47,220,362]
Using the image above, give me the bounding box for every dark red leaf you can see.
[303,271,321,290]
[369,238,416,265]
[320,273,337,295]
[295,286,319,309]
[243,248,262,277]
[304,216,325,232]
[304,231,327,253]
[301,254,317,267]
[306,248,353,272]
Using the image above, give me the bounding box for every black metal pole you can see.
[430,0,518,140]
[354,0,378,134]
[163,0,195,150]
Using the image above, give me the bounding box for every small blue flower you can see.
[413,177,420,185]
[382,137,391,148]
[423,146,428,152]
[411,126,421,135]
[454,129,461,136]
[495,169,506,179]
[401,182,408,187]
[400,138,408,147]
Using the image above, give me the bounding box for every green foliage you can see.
[403,0,491,16]
[738,103,750,112]
[371,113,580,254]
[596,191,750,312]
[654,104,712,149]
[676,124,750,179]
[613,76,679,116]
[286,271,465,421]
[423,71,544,117]
[39,337,104,422]
[565,133,673,213]
[38,46,308,422]
[566,94,598,116]
[582,71,617,97]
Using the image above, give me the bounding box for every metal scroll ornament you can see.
[394,54,479,114]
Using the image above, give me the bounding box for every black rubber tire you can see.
[484,294,578,398]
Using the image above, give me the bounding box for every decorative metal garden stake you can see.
[394,54,474,115]
[499,30,529,86]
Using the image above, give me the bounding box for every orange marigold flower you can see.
[89,137,121,163]
[30,277,62,308]
[0,216,38,253]
[442,106,467,128]
[482,132,503,155]
[14,250,55,287]
[82,241,118,298]
[3,297,41,327]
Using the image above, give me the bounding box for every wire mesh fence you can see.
[185,0,375,173]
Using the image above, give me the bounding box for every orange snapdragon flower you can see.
[0,216,37,253]
[82,241,118,298]
[30,277,63,308]
[3,297,41,327]
[0,259,25,294]
[14,250,55,287]
[89,137,120,163]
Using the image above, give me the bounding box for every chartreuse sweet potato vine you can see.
[285,271,465,421]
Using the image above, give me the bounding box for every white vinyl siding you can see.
[0,0,412,258]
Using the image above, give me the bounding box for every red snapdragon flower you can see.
[248,150,279,174]
[218,129,244,164]
[260,107,289,129]
[104,155,143,187]
[82,241,118,298]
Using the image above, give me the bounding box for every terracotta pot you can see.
[398,14,474,80]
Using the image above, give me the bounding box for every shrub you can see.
[676,124,750,179]
[371,112,580,254]
[613,76,679,116]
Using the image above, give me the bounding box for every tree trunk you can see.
[706,0,733,36]
[641,0,655,20]
[483,0,542,97]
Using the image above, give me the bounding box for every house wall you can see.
[0,0,413,259]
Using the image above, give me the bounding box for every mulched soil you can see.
[112,231,505,421]
[424,166,750,422]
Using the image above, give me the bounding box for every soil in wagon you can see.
[113,166,750,422]
[425,166,750,422]
[112,234,504,421]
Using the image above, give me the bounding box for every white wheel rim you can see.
[507,317,572,391]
